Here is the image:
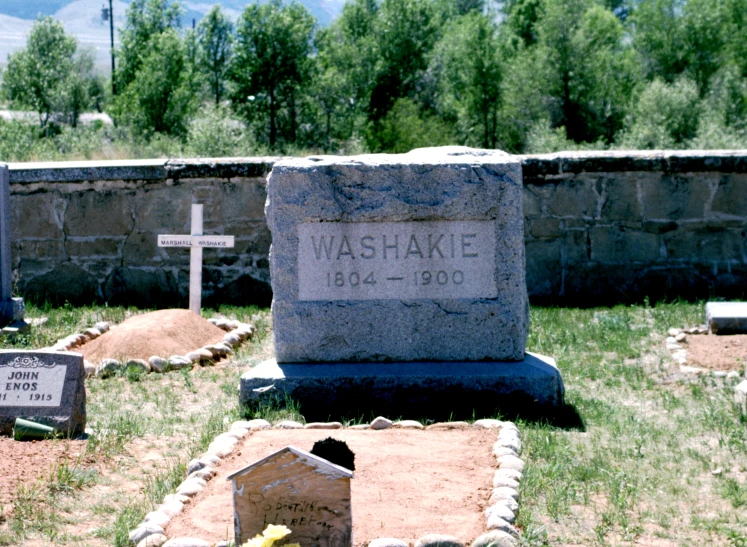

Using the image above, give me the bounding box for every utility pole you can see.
[103,0,116,95]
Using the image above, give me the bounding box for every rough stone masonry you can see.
[268,147,529,363]
[242,148,563,420]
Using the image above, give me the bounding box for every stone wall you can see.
[9,158,277,308]
[7,151,747,307]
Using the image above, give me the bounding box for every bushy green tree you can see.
[229,0,315,148]
[196,6,233,105]
[113,29,196,137]
[1,16,96,128]
[430,12,502,148]
[116,0,183,91]
[618,77,700,149]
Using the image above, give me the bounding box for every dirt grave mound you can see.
[78,309,226,363]
[683,333,747,371]
[165,428,495,546]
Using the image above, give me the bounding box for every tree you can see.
[197,6,233,105]
[431,12,502,148]
[1,16,93,128]
[116,0,183,91]
[113,29,196,137]
[229,0,315,148]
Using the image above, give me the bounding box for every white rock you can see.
[125,359,151,373]
[495,436,521,454]
[370,416,393,430]
[84,327,102,338]
[487,496,519,513]
[665,336,677,344]
[369,539,409,547]
[94,321,110,333]
[162,494,190,505]
[197,454,221,466]
[187,459,206,475]
[143,511,171,527]
[493,468,522,482]
[158,501,184,517]
[713,370,728,378]
[137,534,168,547]
[493,445,518,458]
[735,380,747,415]
[150,356,169,373]
[473,419,503,429]
[393,420,425,429]
[414,534,464,547]
[223,333,241,346]
[208,317,220,325]
[168,355,192,370]
[680,365,705,374]
[96,358,123,378]
[349,424,370,430]
[666,343,681,350]
[492,474,519,489]
[499,422,519,433]
[213,432,241,445]
[485,514,519,536]
[276,420,304,429]
[490,486,520,502]
[162,539,211,547]
[214,318,230,330]
[226,320,240,330]
[176,478,206,497]
[486,503,515,524]
[471,530,518,547]
[728,371,740,378]
[305,422,343,429]
[233,419,271,430]
[225,428,248,439]
[667,328,681,337]
[84,360,96,378]
[208,438,237,457]
[188,467,215,481]
[675,332,687,342]
[129,523,164,544]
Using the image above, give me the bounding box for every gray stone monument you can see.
[240,147,563,420]
[0,350,86,436]
[0,163,25,329]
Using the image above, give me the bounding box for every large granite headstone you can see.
[227,446,353,547]
[0,350,86,436]
[241,147,563,419]
[0,163,25,328]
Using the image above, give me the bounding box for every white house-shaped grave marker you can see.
[227,445,353,547]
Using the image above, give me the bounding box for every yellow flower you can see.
[241,524,294,547]
[263,525,293,541]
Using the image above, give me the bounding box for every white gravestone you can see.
[158,204,234,314]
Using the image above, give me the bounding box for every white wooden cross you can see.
[158,204,235,315]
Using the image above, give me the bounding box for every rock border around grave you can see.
[664,325,743,379]
[41,316,255,379]
[127,417,525,547]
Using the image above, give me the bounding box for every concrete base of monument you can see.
[239,352,564,422]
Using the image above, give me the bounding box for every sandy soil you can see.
[682,333,747,371]
[0,438,86,509]
[78,309,226,362]
[166,428,496,546]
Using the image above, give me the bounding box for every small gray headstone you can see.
[0,350,86,436]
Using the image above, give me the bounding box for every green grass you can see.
[1,300,746,546]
